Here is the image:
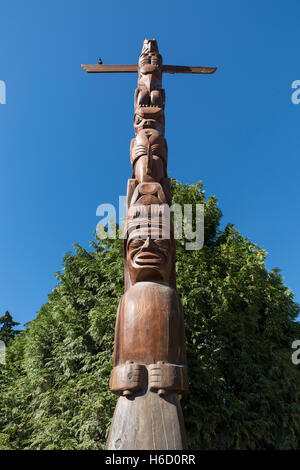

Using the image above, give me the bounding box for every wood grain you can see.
[81,64,217,74]
[106,392,187,450]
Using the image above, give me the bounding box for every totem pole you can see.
[82,39,216,450]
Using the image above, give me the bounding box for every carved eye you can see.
[130,239,144,249]
[154,239,169,248]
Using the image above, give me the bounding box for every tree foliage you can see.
[0,311,21,345]
[0,180,299,450]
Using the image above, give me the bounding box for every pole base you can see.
[106,391,187,450]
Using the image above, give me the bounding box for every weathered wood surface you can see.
[106,392,187,450]
[113,282,186,366]
[103,39,190,450]
[82,38,216,450]
[81,64,217,74]
[81,64,138,73]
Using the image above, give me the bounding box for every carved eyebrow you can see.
[128,236,146,245]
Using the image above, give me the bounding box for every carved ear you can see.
[130,139,136,176]
[124,179,138,292]
[161,178,172,206]
[123,256,132,292]
[126,179,138,209]
[161,89,166,109]
[134,88,139,109]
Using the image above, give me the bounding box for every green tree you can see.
[0,311,21,345]
[0,180,299,450]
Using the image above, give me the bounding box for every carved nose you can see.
[142,237,151,249]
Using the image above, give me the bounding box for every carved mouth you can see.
[138,104,161,108]
[141,123,157,129]
[135,107,163,120]
[134,253,162,265]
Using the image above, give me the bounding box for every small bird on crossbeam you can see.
[98,58,103,64]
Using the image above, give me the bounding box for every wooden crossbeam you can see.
[81,64,217,74]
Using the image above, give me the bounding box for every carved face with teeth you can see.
[126,225,174,285]
[135,88,165,110]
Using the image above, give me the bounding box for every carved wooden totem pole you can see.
[82,39,216,450]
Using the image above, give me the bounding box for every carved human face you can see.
[126,227,173,285]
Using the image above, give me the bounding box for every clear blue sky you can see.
[0,0,299,326]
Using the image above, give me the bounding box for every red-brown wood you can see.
[106,39,190,450]
[82,38,216,450]
[81,64,217,74]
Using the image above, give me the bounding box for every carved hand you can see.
[149,362,188,396]
[110,361,146,397]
